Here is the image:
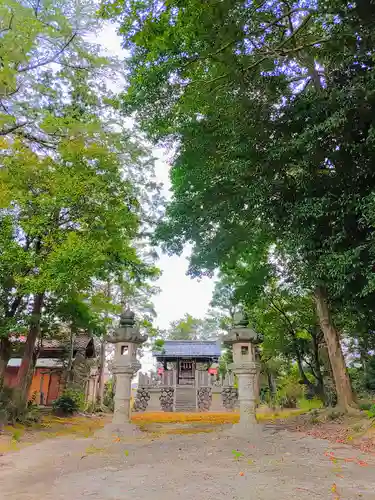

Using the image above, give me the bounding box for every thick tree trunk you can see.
[314,286,354,410]
[0,337,12,387]
[15,293,44,406]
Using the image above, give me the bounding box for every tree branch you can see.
[18,33,77,73]
[0,121,31,136]
[0,12,14,35]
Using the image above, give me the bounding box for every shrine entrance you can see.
[178,359,195,385]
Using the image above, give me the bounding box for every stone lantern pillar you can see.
[223,312,263,435]
[101,309,147,436]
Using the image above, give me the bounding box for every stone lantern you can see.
[223,311,263,434]
[101,309,147,436]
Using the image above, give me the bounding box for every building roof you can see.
[7,358,64,369]
[153,340,221,359]
[10,334,97,351]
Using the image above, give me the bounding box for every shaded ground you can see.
[271,412,375,455]
[1,422,374,500]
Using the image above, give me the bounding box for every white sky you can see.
[99,24,215,336]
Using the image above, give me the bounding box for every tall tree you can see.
[102,0,375,410]
[0,71,155,404]
[0,0,106,144]
[165,313,219,341]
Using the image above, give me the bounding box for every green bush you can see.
[367,404,375,419]
[52,389,84,416]
[277,380,305,409]
[0,387,41,425]
[359,400,373,411]
[103,379,114,411]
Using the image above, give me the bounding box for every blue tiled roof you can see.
[152,340,221,358]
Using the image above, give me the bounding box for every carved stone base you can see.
[224,421,263,438]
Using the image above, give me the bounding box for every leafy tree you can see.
[0,0,107,145]
[103,0,375,410]
[165,313,219,341]
[0,1,167,411]
[0,75,157,407]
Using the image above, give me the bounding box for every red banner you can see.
[208,368,217,375]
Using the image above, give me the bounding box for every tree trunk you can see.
[15,293,44,406]
[311,327,325,402]
[314,286,354,410]
[97,337,106,406]
[267,372,277,396]
[0,337,12,387]
[62,326,76,388]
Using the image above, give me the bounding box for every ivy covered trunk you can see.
[15,293,44,406]
[314,287,354,410]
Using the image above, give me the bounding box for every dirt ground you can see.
[0,423,374,500]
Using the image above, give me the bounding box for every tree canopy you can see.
[0,0,162,409]
[102,0,375,409]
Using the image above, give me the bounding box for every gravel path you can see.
[0,425,374,500]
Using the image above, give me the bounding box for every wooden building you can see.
[153,340,221,387]
[5,335,100,405]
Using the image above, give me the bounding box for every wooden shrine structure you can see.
[152,340,221,387]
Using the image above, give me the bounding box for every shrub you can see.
[0,387,40,425]
[367,404,375,419]
[359,400,373,411]
[52,389,84,416]
[103,379,114,411]
[277,380,305,409]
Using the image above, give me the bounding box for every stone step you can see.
[174,387,196,411]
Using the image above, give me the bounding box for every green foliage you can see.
[0,1,163,408]
[348,357,375,397]
[0,0,107,144]
[52,389,85,415]
[364,357,375,392]
[0,386,40,425]
[152,338,165,353]
[102,0,375,408]
[358,401,373,412]
[277,378,305,409]
[367,404,375,419]
[103,379,114,411]
[219,347,233,377]
[165,313,216,340]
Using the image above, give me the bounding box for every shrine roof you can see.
[152,340,221,359]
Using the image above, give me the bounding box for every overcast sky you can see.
[99,24,215,339]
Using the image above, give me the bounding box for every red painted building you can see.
[5,336,99,405]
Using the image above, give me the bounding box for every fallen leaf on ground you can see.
[357,460,369,467]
